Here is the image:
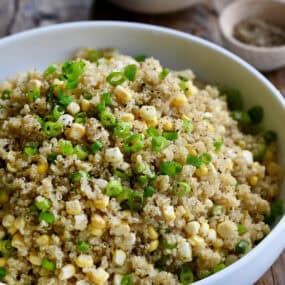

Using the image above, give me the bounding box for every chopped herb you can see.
[134,55,147,62]
[146,128,160,138]
[74,145,88,160]
[179,81,190,95]
[35,198,51,211]
[106,71,126,86]
[182,119,193,133]
[186,155,203,168]
[178,75,188,81]
[179,264,194,285]
[248,106,263,124]
[211,205,225,216]
[87,49,100,63]
[114,122,132,138]
[62,61,85,89]
[162,131,178,141]
[124,64,137,81]
[89,141,103,154]
[44,64,57,75]
[39,212,55,224]
[200,153,212,164]
[263,130,278,144]
[231,110,251,125]
[253,143,267,161]
[47,153,57,164]
[213,137,224,153]
[41,258,56,272]
[124,134,144,152]
[74,112,87,124]
[160,161,183,176]
[120,274,133,285]
[237,224,246,234]
[222,89,243,111]
[43,121,63,137]
[51,105,65,120]
[235,240,249,254]
[213,263,226,273]
[99,111,116,127]
[127,191,144,212]
[159,68,170,80]
[106,180,123,197]
[144,186,155,198]
[23,142,38,156]
[160,237,177,250]
[28,88,41,101]
[0,239,13,257]
[1,89,11,100]
[77,241,89,252]
[0,267,6,279]
[264,199,284,225]
[173,182,191,198]
[59,140,74,156]
[152,136,169,152]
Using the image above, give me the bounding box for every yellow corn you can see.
[81,99,90,112]
[91,214,106,229]
[29,254,42,266]
[11,233,25,249]
[0,257,7,267]
[36,234,50,246]
[147,226,159,240]
[186,144,197,156]
[162,120,174,131]
[75,254,94,268]
[121,113,134,122]
[87,268,109,285]
[93,196,109,210]
[207,124,215,132]
[238,140,246,148]
[37,161,48,175]
[147,240,159,252]
[171,94,188,107]
[249,175,258,186]
[195,165,208,177]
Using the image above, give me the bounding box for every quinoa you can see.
[0,48,282,285]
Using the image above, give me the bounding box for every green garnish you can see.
[74,145,88,160]
[124,64,137,81]
[179,264,194,285]
[173,182,191,198]
[28,88,41,101]
[124,134,144,152]
[200,153,212,164]
[237,224,246,234]
[87,49,100,63]
[248,106,263,124]
[23,142,38,156]
[161,237,177,249]
[160,161,183,176]
[62,61,85,89]
[162,131,178,141]
[265,199,284,225]
[144,186,155,198]
[35,198,51,211]
[1,89,11,100]
[213,263,226,273]
[182,119,193,133]
[106,71,126,86]
[126,191,144,212]
[59,140,74,156]
[222,89,243,111]
[0,267,6,280]
[186,155,202,168]
[120,274,133,285]
[151,136,169,152]
[134,55,146,62]
[231,110,251,125]
[71,171,89,183]
[41,258,56,272]
[58,93,73,106]
[39,212,55,224]
[106,180,123,197]
[89,141,103,154]
[51,105,64,120]
[178,75,188,81]
[74,112,87,124]
[0,239,13,257]
[114,122,132,138]
[213,137,224,153]
[179,81,190,95]
[47,153,57,164]
[159,68,170,80]
[44,64,57,75]
[77,241,89,252]
[253,143,267,161]
[235,240,249,254]
[99,111,116,127]
[43,121,63,137]
[211,205,225,216]
[146,128,160,138]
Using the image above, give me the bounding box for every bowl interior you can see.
[0,21,284,284]
[220,0,285,46]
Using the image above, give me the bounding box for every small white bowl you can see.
[109,0,203,14]
[219,0,285,71]
[0,21,284,285]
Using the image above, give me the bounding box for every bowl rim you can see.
[0,21,284,284]
[219,0,285,52]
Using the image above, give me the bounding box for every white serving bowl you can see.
[0,21,284,285]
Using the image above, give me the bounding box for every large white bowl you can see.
[0,21,284,285]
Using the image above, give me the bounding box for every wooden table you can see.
[0,0,284,284]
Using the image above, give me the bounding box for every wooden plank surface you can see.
[0,0,284,284]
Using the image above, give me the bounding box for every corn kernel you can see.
[2,214,15,228]
[195,166,208,177]
[59,264,76,280]
[185,221,200,236]
[200,222,210,236]
[67,102,80,115]
[249,175,258,186]
[186,144,197,156]
[36,234,50,246]
[91,214,106,229]
[6,162,17,172]
[207,229,217,241]
[81,99,91,112]
[14,216,25,231]
[207,124,215,132]
[37,162,48,175]
[182,114,190,120]
[66,200,82,215]
[28,254,42,266]
[120,113,134,122]
[89,227,104,237]
[0,257,7,267]
[65,123,86,141]
[93,196,109,210]
[114,85,132,104]
[0,190,9,204]
[140,106,158,127]
[162,120,174,131]
[8,225,17,235]
[11,233,25,249]
[189,236,205,248]
[147,240,159,252]
[238,140,246,148]
[212,238,223,248]
[87,267,109,285]
[171,94,188,107]
[162,205,176,222]
[147,226,159,240]
[75,254,94,268]
[113,249,126,266]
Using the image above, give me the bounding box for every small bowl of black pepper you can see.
[219,0,285,71]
